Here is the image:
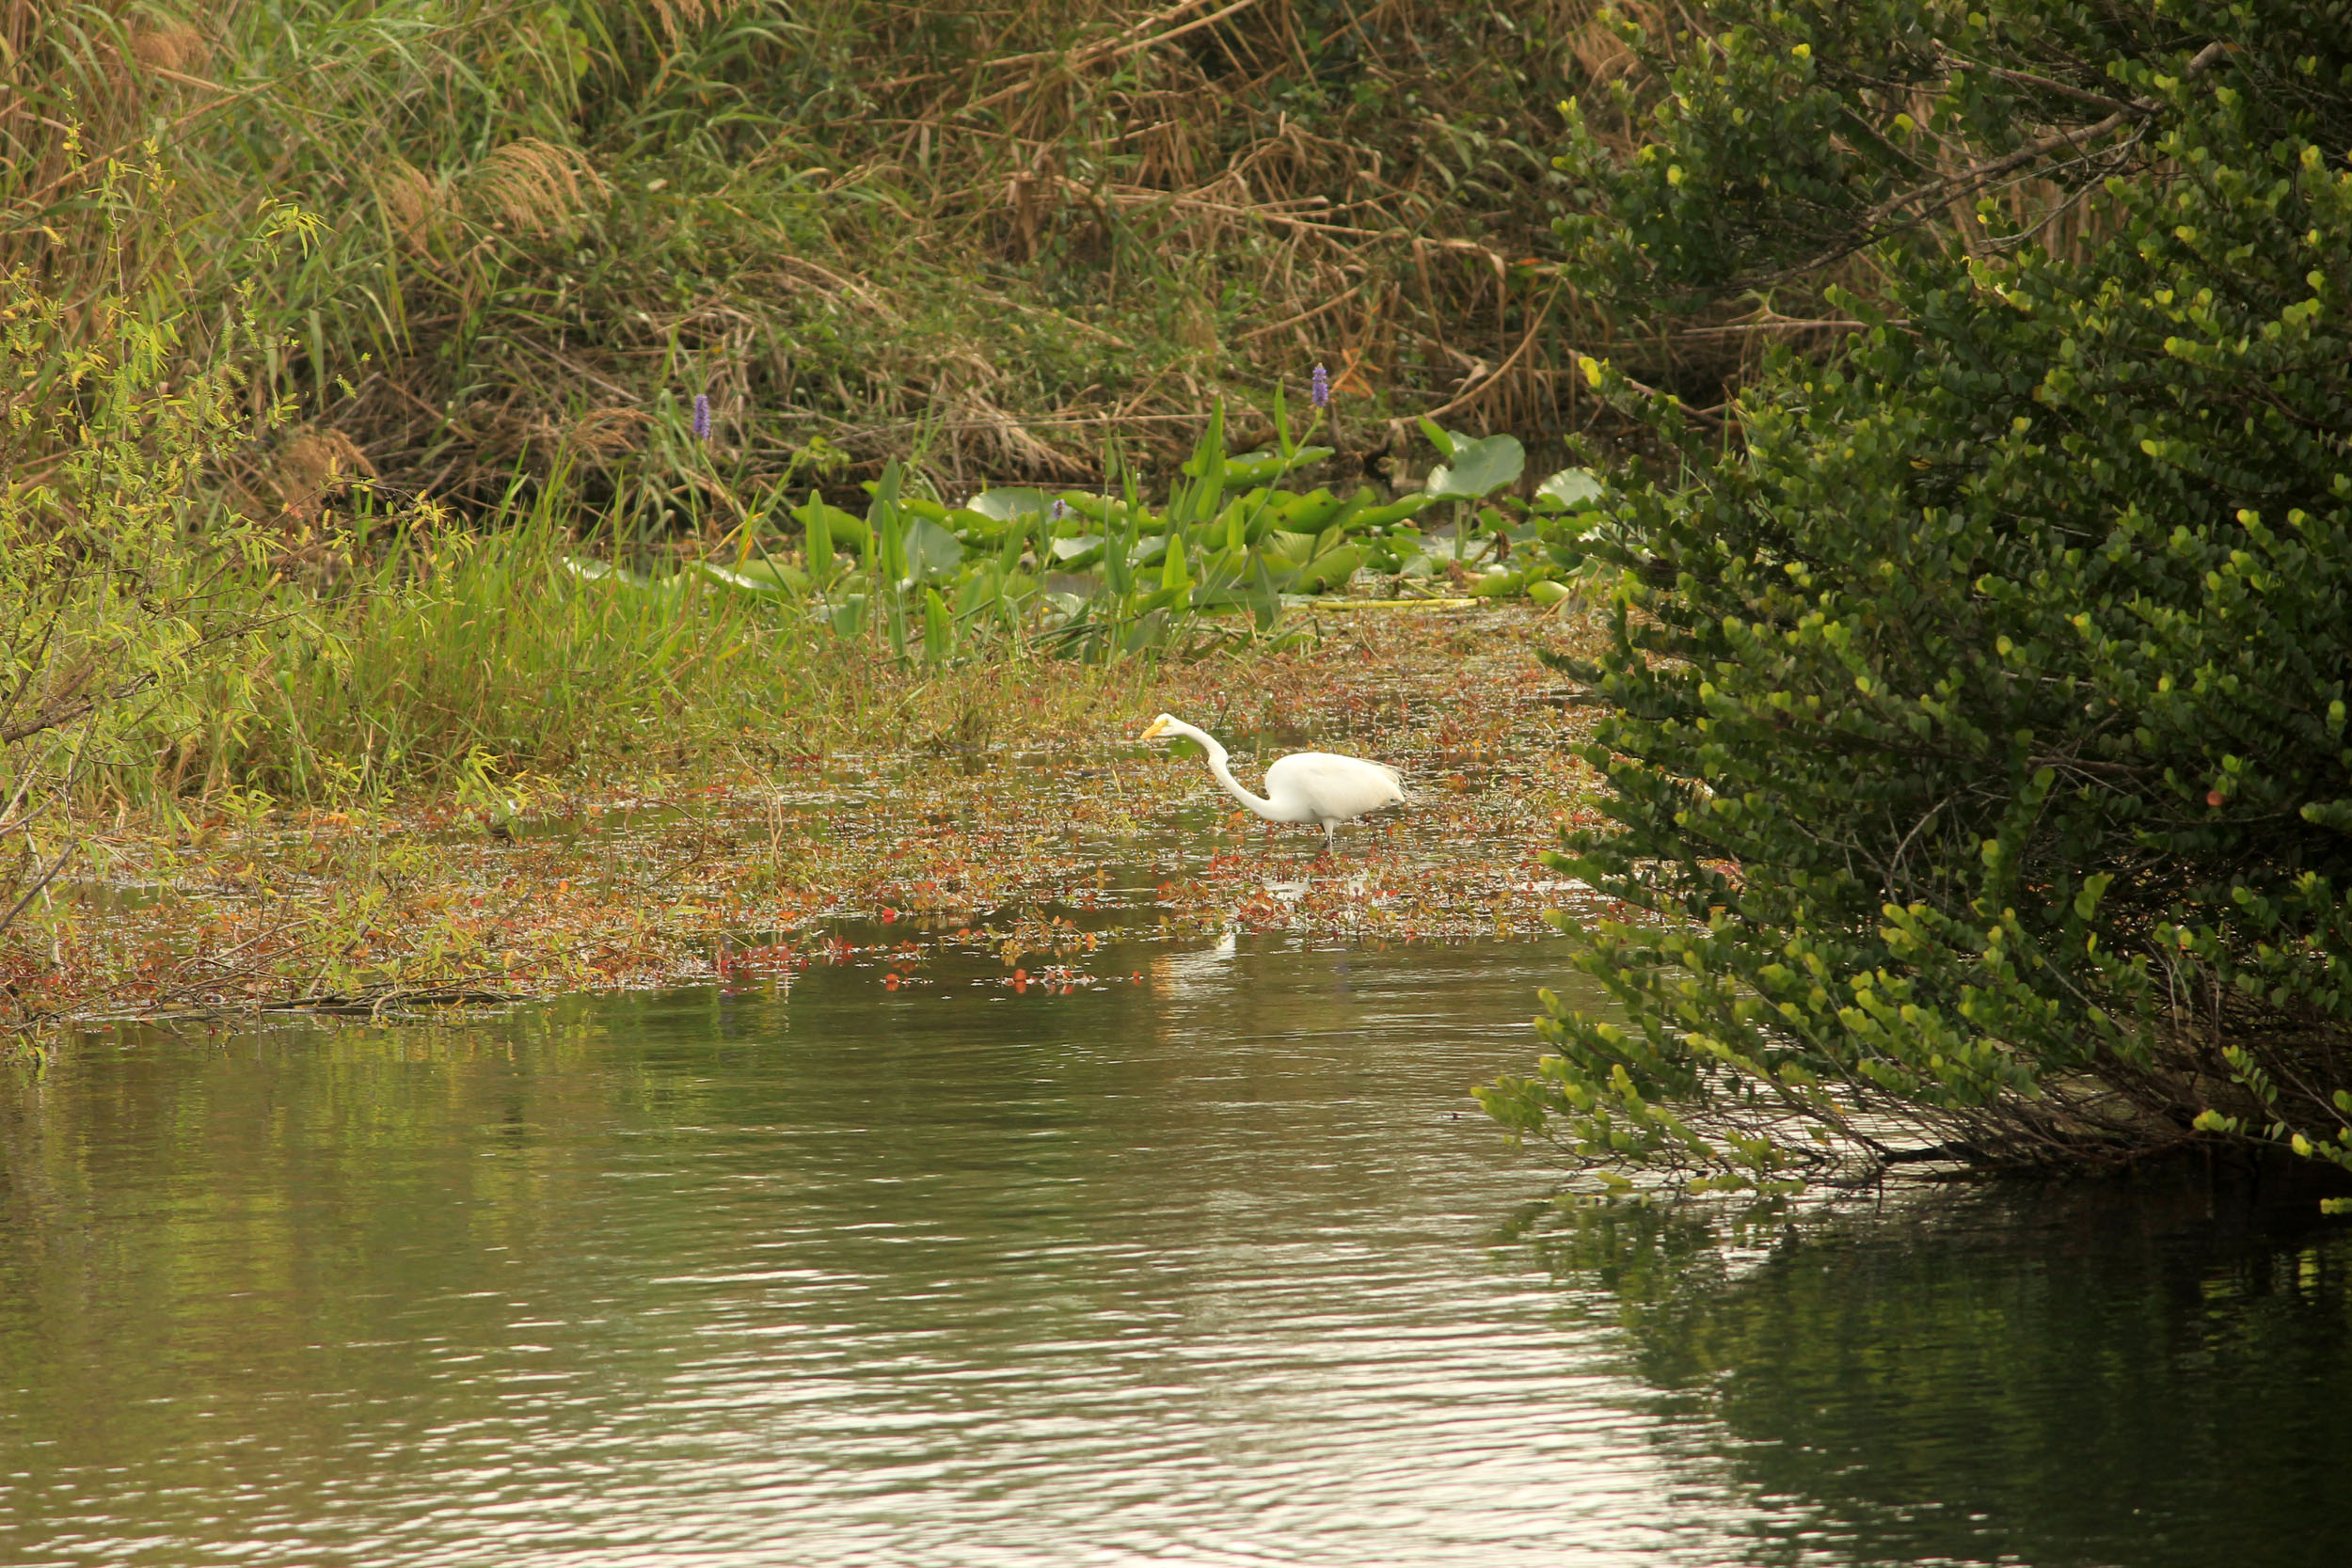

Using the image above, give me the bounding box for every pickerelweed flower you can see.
[1051,499,1069,522]
[1311,363,1329,408]
[692,392,711,443]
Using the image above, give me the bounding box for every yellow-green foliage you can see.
[1482,0,2352,1182]
[0,171,296,926]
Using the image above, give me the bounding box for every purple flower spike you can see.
[1052,499,1069,522]
[692,392,711,443]
[1311,363,1330,408]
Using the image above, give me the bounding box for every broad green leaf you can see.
[922,587,951,662]
[1291,544,1365,594]
[873,461,908,583]
[792,499,868,552]
[1160,530,1191,592]
[825,593,867,638]
[1278,487,1354,532]
[963,487,1055,523]
[903,516,964,581]
[1049,534,1104,570]
[1260,529,1320,564]
[701,559,809,594]
[1248,554,1284,632]
[562,557,649,588]
[1354,494,1434,528]
[1207,447,1337,484]
[1535,467,1606,513]
[1424,433,1526,500]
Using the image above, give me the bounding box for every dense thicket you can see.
[1480,0,2352,1182]
[0,0,1699,529]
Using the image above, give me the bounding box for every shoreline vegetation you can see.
[0,0,1670,515]
[8,0,2352,1196]
[1476,1,2352,1192]
[8,600,1613,1035]
[4,0,1629,1048]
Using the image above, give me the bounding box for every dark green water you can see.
[2,938,2347,1566]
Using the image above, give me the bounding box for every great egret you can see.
[1137,713,1404,854]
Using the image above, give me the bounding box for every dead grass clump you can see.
[265,428,374,529]
[129,20,209,75]
[379,160,453,254]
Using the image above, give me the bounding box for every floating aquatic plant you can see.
[606,409,1608,665]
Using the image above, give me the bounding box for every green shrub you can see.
[1483,0,2352,1183]
[0,167,294,930]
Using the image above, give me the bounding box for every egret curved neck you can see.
[1173,721,1277,820]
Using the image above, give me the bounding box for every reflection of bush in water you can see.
[1510,1174,2352,1568]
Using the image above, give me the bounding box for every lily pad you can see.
[1534,467,1606,513]
[963,487,1056,524]
[562,557,650,588]
[1424,433,1526,500]
[1291,544,1366,594]
[903,516,964,582]
[1049,535,1105,570]
[703,559,810,594]
[1259,530,1323,565]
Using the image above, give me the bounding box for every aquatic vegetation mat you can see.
[7,606,1612,1031]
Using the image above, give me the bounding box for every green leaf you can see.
[1260,529,1321,565]
[963,487,1055,524]
[562,557,650,588]
[793,498,866,554]
[825,592,867,638]
[1248,553,1284,632]
[1210,447,1336,484]
[903,516,964,582]
[1534,467,1606,513]
[1048,534,1105,570]
[1424,434,1526,499]
[1291,544,1365,594]
[700,560,808,594]
[874,462,907,583]
[1160,530,1191,592]
[922,587,951,663]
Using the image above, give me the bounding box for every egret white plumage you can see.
[1137,713,1405,855]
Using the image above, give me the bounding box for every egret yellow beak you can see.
[1137,716,1171,741]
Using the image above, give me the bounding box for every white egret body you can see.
[1137,713,1404,853]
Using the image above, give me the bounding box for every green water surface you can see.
[2,938,2346,1566]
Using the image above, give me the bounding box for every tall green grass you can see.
[204,515,780,803]
[143,507,1168,810]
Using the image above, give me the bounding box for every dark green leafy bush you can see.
[1484,0,2352,1184]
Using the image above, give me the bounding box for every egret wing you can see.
[1263,752,1406,822]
